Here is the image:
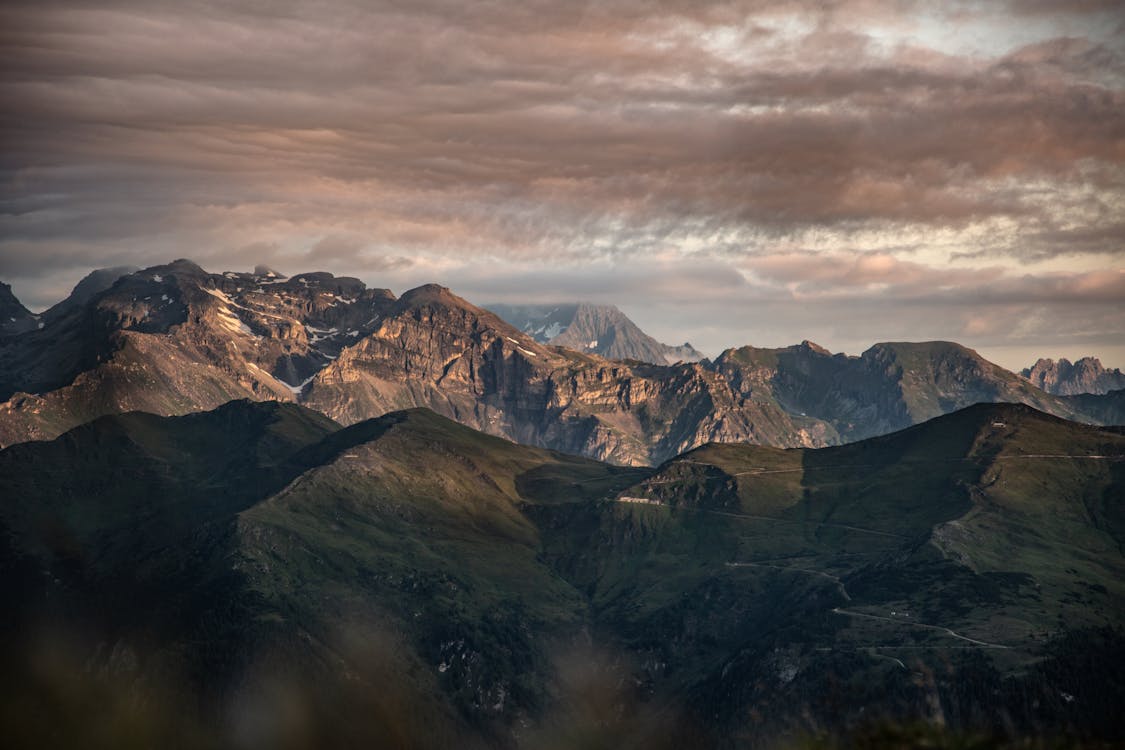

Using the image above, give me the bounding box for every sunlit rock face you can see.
[1022,357,1125,396]
[1,262,1123,463]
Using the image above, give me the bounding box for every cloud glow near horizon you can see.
[1,0,1123,369]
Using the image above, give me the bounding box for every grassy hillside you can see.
[2,401,1123,748]
[532,403,1125,745]
[0,404,645,748]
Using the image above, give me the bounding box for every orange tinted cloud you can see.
[0,0,1121,361]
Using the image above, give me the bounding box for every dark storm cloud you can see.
[0,0,1122,362]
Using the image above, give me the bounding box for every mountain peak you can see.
[40,265,140,321]
[798,339,830,354]
[398,282,458,305]
[873,339,976,353]
[576,300,622,314]
[0,282,36,335]
[284,271,367,297]
[143,259,207,278]
[395,284,501,322]
[487,302,705,364]
[1021,355,1125,396]
[72,265,139,290]
[253,263,286,278]
[865,340,987,365]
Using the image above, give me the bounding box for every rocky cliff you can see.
[1021,357,1125,396]
[0,282,37,336]
[302,284,811,464]
[0,261,395,446]
[0,266,798,463]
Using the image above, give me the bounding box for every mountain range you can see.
[1,261,1122,466]
[2,399,1123,747]
[3,260,1124,747]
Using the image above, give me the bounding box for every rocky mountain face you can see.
[3,401,1124,747]
[0,260,396,447]
[0,282,37,336]
[487,302,704,364]
[0,261,1121,464]
[711,339,1096,444]
[1,265,139,341]
[44,265,140,320]
[1022,357,1125,396]
[0,266,829,462]
[2,266,145,336]
[300,285,794,464]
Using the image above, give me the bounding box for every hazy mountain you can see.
[42,265,141,321]
[710,339,1105,444]
[0,282,37,335]
[3,401,1123,747]
[0,264,140,340]
[487,302,704,364]
[1022,357,1125,396]
[1,261,1121,465]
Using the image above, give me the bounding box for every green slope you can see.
[532,403,1125,745]
[2,401,1123,748]
[0,403,645,749]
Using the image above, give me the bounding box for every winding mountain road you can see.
[830,607,1010,649]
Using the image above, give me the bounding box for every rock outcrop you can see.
[0,282,37,336]
[1021,357,1125,396]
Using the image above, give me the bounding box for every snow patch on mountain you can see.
[283,372,320,396]
[531,322,564,339]
[216,308,255,337]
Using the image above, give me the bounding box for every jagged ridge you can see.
[1,262,1122,465]
[1022,356,1125,396]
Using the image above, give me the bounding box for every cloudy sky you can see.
[2,0,1123,369]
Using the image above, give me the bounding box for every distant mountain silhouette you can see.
[488,302,704,363]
